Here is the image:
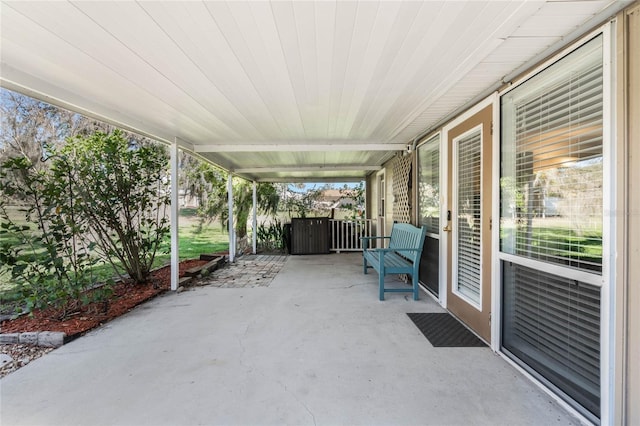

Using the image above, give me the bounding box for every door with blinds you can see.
[445,105,493,342]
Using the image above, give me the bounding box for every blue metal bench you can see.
[361,223,427,301]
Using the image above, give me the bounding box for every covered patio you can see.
[4,1,640,423]
[0,253,579,425]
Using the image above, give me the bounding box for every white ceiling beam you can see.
[173,137,194,153]
[234,165,382,173]
[194,142,406,153]
[256,177,366,183]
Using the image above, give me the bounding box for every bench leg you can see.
[379,274,385,301]
[363,256,368,274]
[412,274,419,301]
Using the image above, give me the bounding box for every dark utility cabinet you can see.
[290,218,330,255]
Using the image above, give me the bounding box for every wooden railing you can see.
[329,219,374,252]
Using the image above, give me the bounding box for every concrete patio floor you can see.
[1,253,580,426]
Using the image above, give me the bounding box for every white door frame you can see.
[451,123,484,311]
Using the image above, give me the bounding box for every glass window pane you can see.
[500,35,603,273]
[417,135,440,234]
[502,261,601,419]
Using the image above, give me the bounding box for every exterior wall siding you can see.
[621,4,640,424]
[626,5,640,424]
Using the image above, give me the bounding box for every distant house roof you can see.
[319,189,343,202]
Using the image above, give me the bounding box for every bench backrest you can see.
[388,223,427,262]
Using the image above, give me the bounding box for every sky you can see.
[293,182,362,192]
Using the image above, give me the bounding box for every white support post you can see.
[227,174,235,262]
[252,181,257,254]
[170,139,179,291]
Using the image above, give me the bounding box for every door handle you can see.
[443,225,451,232]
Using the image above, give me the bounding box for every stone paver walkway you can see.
[197,254,288,288]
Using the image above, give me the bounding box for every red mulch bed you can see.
[0,259,208,337]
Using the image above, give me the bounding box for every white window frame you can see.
[416,132,442,240]
[493,23,616,425]
[452,123,484,311]
[415,132,443,302]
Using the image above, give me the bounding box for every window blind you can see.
[502,262,601,419]
[456,129,481,303]
[501,35,603,273]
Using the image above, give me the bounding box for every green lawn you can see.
[158,220,229,263]
[0,212,229,297]
[501,220,602,270]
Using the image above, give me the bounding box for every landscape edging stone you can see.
[0,331,66,348]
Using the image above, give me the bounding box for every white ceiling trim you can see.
[256,176,367,183]
[233,165,382,173]
[195,143,406,153]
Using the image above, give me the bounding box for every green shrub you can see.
[0,156,105,318]
[0,129,170,317]
[256,220,285,251]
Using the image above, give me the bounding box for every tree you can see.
[0,128,170,317]
[57,130,171,284]
[232,180,279,238]
[0,90,74,169]
[282,184,322,218]
[339,182,365,220]
[179,152,215,207]
[195,163,280,238]
[0,88,157,166]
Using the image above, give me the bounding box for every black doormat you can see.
[407,312,486,347]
